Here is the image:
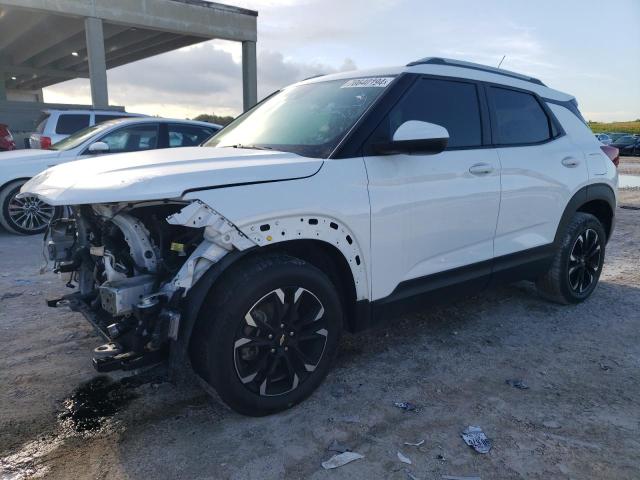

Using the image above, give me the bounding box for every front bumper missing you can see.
[47,292,169,372]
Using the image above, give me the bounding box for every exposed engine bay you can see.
[45,200,255,372]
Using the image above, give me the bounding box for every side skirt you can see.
[349,244,554,333]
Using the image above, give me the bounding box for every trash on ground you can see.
[404,439,425,447]
[397,451,412,464]
[394,401,416,411]
[321,451,364,469]
[442,475,481,480]
[461,426,492,454]
[598,362,611,371]
[327,439,350,453]
[505,379,529,389]
[406,470,420,480]
[436,453,447,461]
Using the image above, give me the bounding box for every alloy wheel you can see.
[7,193,55,233]
[567,228,601,294]
[233,287,328,397]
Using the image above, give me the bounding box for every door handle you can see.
[469,163,494,175]
[561,156,580,168]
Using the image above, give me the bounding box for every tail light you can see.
[40,136,52,150]
[600,145,619,168]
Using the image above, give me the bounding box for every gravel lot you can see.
[1,177,639,480]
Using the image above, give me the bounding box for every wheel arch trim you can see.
[554,183,616,246]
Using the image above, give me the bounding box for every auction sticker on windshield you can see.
[341,77,395,88]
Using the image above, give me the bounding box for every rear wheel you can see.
[536,212,606,304]
[0,180,58,235]
[192,254,343,416]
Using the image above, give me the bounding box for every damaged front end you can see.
[46,200,255,372]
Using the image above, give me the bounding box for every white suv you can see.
[29,109,145,149]
[22,58,618,416]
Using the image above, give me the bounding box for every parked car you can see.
[607,132,628,142]
[0,118,220,234]
[611,134,640,156]
[594,133,612,145]
[28,109,146,149]
[21,57,617,416]
[0,124,16,151]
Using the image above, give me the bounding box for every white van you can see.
[28,109,145,149]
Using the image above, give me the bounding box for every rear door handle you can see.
[561,156,580,168]
[469,163,494,175]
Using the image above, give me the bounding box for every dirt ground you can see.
[1,183,639,480]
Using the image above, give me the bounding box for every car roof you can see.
[94,117,222,129]
[296,57,574,102]
[42,109,145,116]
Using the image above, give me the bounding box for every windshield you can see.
[50,122,113,151]
[204,77,396,158]
[613,135,634,144]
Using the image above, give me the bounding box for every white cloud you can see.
[44,42,357,118]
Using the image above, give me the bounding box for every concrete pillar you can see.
[0,75,6,102]
[84,17,109,108]
[242,41,257,111]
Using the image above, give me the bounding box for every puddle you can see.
[619,174,640,188]
[58,376,137,432]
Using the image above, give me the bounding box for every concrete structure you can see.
[0,0,258,139]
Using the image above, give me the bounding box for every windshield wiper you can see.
[229,144,273,151]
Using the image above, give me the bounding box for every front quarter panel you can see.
[182,157,372,300]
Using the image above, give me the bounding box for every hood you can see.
[21,146,323,206]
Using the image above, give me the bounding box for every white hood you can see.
[20,147,323,206]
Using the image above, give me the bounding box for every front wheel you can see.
[0,180,58,235]
[192,254,343,416]
[536,212,606,304]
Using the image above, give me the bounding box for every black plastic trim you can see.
[349,244,556,332]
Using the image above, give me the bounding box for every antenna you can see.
[497,55,506,69]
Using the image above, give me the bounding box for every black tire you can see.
[192,253,343,416]
[0,180,58,235]
[536,212,606,304]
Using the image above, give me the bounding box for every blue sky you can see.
[46,0,640,121]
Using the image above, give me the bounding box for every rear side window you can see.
[168,124,215,147]
[95,114,128,125]
[55,114,90,135]
[373,78,482,148]
[489,87,551,145]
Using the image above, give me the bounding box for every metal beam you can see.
[84,17,108,107]
[242,41,257,111]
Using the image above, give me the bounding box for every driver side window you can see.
[99,124,159,153]
[369,78,483,149]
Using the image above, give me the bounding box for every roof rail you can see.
[406,57,546,86]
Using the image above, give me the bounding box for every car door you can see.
[364,77,501,301]
[487,86,589,260]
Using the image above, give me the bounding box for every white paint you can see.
[20,146,322,206]
[392,120,449,142]
[364,148,501,299]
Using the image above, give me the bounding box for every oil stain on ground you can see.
[58,376,137,432]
